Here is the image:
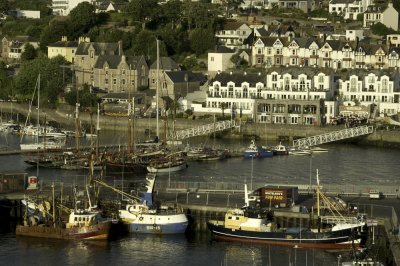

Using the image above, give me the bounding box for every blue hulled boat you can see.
[243,139,273,158]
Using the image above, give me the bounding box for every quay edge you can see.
[1,103,400,149]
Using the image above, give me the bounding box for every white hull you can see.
[20,142,63,150]
[146,163,187,173]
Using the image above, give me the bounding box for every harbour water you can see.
[1,134,400,265]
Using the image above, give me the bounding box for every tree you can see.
[0,0,10,13]
[39,19,71,51]
[21,43,37,61]
[189,28,215,55]
[370,22,396,36]
[69,2,98,39]
[14,55,69,107]
[0,66,13,100]
[64,85,99,108]
[124,0,159,29]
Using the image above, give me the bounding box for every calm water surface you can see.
[1,133,399,265]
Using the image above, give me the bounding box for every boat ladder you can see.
[292,125,374,150]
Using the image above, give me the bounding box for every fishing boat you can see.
[243,139,273,158]
[16,155,115,240]
[96,174,188,234]
[207,170,368,249]
[16,191,113,240]
[272,142,289,155]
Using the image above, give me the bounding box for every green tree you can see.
[370,22,397,36]
[21,43,37,61]
[159,0,183,28]
[219,102,227,118]
[0,67,14,100]
[124,0,159,29]
[69,2,98,39]
[157,25,189,56]
[0,0,10,13]
[14,55,69,107]
[189,28,215,55]
[39,20,71,51]
[64,85,99,108]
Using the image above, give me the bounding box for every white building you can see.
[338,69,400,116]
[9,10,40,19]
[52,0,95,16]
[208,46,236,76]
[328,0,373,20]
[363,3,399,31]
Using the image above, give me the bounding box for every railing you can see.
[292,125,374,149]
[169,120,238,141]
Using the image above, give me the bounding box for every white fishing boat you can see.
[96,174,188,234]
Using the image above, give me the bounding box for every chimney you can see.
[118,40,122,56]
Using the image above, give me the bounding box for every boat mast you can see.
[96,103,100,158]
[156,39,159,140]
[74,68,80,152]
[316,169,320,217]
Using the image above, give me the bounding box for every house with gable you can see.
[92,54,148,93]
[387,47,400,68]
[363,2,399,31]
[149,57,180,91]
[252,36,290,67]
[159,71,207,100]
[1,36,39,61]
[74,38,148,92]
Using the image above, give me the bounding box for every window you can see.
[105,79,109,85]
[211,57,214,62]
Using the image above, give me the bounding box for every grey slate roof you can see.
[150,57,180,70]
[265,66,333,78]
[94,55,144,69]
[48,40,78,48]
[211,72,266,86]
[75,42,120,56]
[165,71,207,83]
[337,68,398,80]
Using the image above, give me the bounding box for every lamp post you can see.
[251,154,254,191]
[309,151,313,195]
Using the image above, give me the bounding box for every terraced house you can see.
[251,35,400,69]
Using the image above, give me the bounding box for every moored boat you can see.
[16,198,113,240]
[146,152,188,173]
[96,174,189,234]
[272,142,289,155]
[243,139,273,158]
[207,171,368,249]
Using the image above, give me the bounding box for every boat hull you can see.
[207,222,366,250]
[15,221,112,240]
[146,163,187,173]
[243,150,273,158]
[120,213,188,234]
[106,162,147,173]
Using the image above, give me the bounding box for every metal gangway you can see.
[169,120,238,141]
[293,125,374,149]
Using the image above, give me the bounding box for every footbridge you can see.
[168,120,238,141]
[293,125,374,149]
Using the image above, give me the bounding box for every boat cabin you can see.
[66,210,101,228]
